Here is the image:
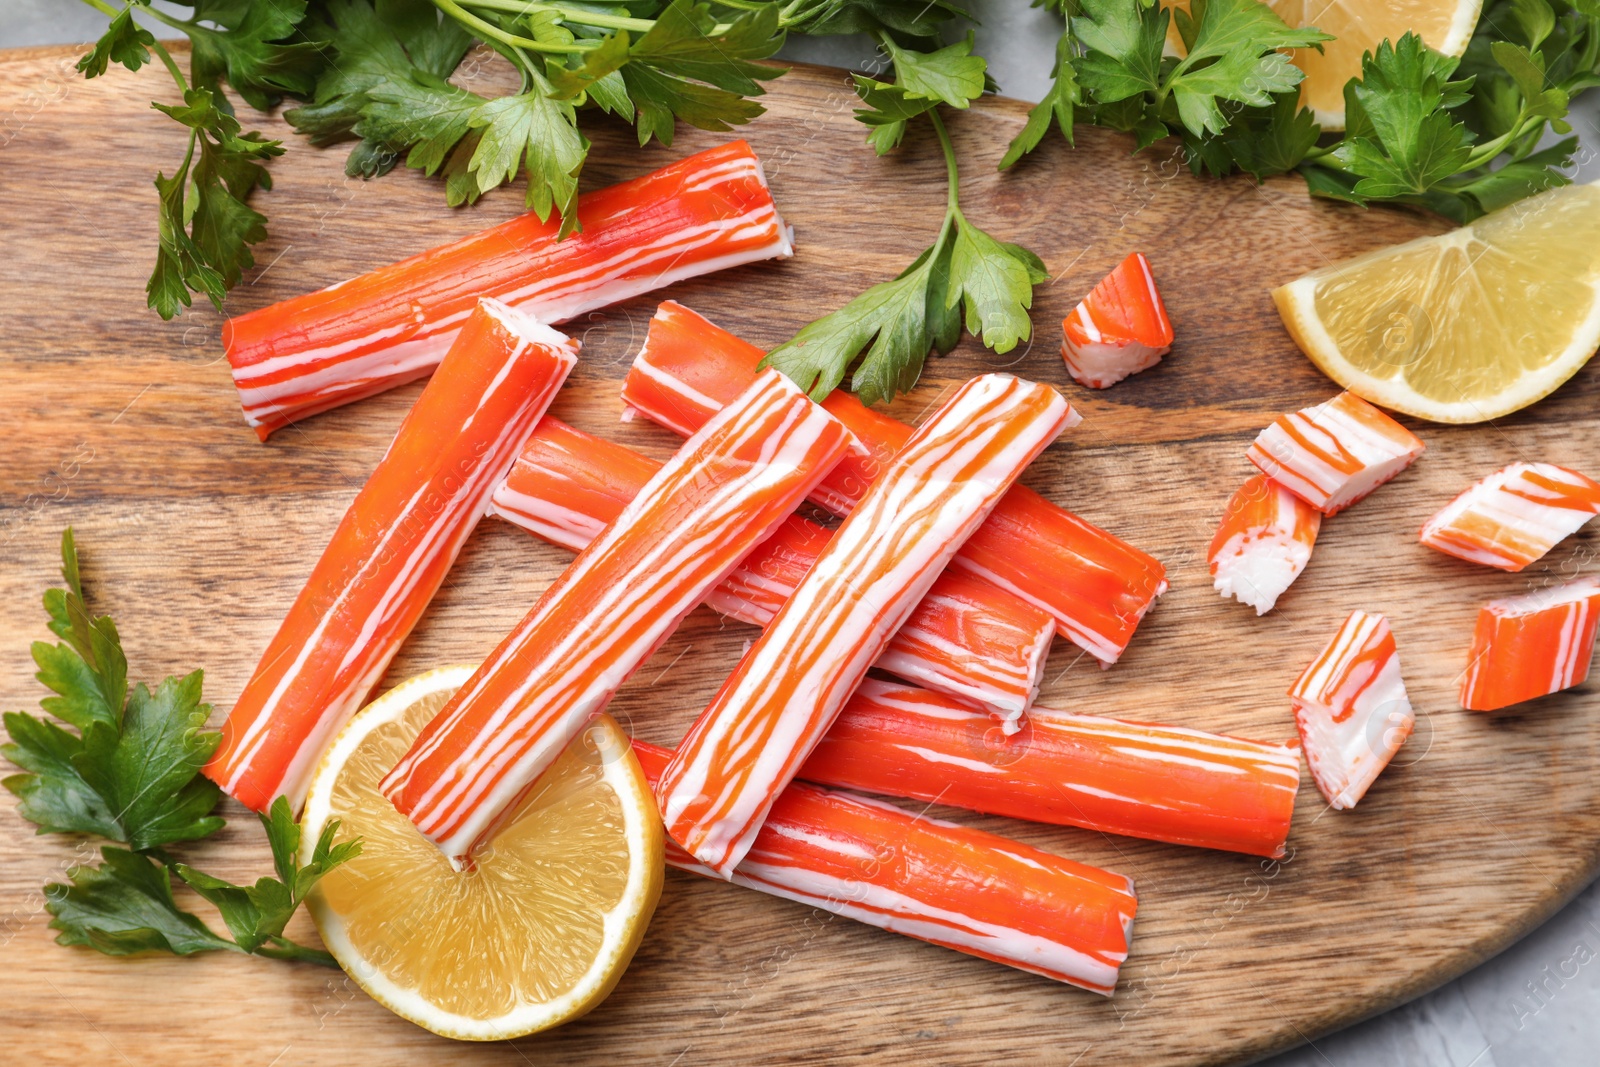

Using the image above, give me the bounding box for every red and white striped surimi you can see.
[1460,577,1600,711]
[1248,391,1425,515]
[1208,473,1323,615]
[1289,611,1414,810]
[489,417,1056,721]
[1060,252,1173,389]
[1420,462,1600,572]
[621,301,1168,665]
[381,369,853,863]
[804,679,1302,858]
[657,374,1076,878]
[632,740,1137,995]
[225,141,791,439]
[204,300,578,811]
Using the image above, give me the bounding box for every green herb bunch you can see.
[3,530,359,965]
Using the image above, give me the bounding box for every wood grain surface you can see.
[2,41,1598,1067]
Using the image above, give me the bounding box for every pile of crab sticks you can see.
[202,140,1600,999]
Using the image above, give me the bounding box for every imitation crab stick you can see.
[205,301,578,811]
[1209,473,1323,615]
[1060,252,1174,389]
[658,374,1075,878]
[1247,391,1425,515]
[226,141,790,439]
[1420,462,1600,572]
[621,301,1168,664]
[489,417,1056,721]
[632,740,1137,994]
[381,369,852,862]
[803,679,1302,858]
[1290,611,1414,810]
[1460,577,1600,711]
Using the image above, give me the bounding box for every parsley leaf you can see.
[468,76,589,226]
[1001,31,1078,168]
[47,847,238,958]
[4,531,223,851]
[75,6,156,79]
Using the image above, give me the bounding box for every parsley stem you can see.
[431,0,600,53]
[73,0,188,89]
[254,937,341,967]
[929,109,961,220]
[463,0,657,33]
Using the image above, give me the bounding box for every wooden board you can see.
[2,41,1598,1067]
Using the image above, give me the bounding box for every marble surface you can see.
[7,3,1600,1065]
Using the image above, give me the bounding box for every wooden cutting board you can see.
[2,41,1598,1067]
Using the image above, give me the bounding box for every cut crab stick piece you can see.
[804,680,1302,858]
[205,300,578,811]
[382,369,852,862]
[1460,577,1600,711]
[490,417,1055,721]
[632,740,1137,994]
[1209,473,1323,615]
[1247,391,1425,516]
[1060,252,1174,389]
[1420,462,1600,572]
[226,141,790,439]
[658,374,1075,877]
[622,301,1167,664]
[1289,611,1414,810]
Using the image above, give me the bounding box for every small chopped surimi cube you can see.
[1289,611,1414,810]
[1460,577,1600,711]
[1209,473,1322,615]
[1247,391,1425,515]
[1060,252,1173,389]
[1420,462,1600,572]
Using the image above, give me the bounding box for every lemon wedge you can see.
[1274,181,1600,423]
[299,666,663,1041]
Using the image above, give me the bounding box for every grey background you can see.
[7,2,1600,1064]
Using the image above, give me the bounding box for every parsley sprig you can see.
[3,530,359,966]
[765,105,1046,403]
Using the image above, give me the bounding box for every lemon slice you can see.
[299,666,663,1041]
[1165,0,1482,128]
[1274,182,1600,424]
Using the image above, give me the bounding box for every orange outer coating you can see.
[380,369,852,862]
[204,301,578,812]
[658,374,1075,878]
[803,679,1302,858]
[489,417,1055,720]
[620,301,1168,664]
[1460,577,1600,711]
[1246,391,1425,516]
[632,739,1138,995]
[226,141,790,439]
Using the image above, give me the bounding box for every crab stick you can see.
[205,301,578,811]
[632,740,1137,994]
[1248,391,1425,516]
[1209,473,1323,615]
[226,141,791,439]
[1460,577,1600,711]
[804,679,1301,858]
[382,369,852,862]
[621,301,1167,664]
[1290,611,1413,810]
[1420,462,1600,572]
[1060,252,1173,389]
[490,418,1055,721]
[658,374,1075,877]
